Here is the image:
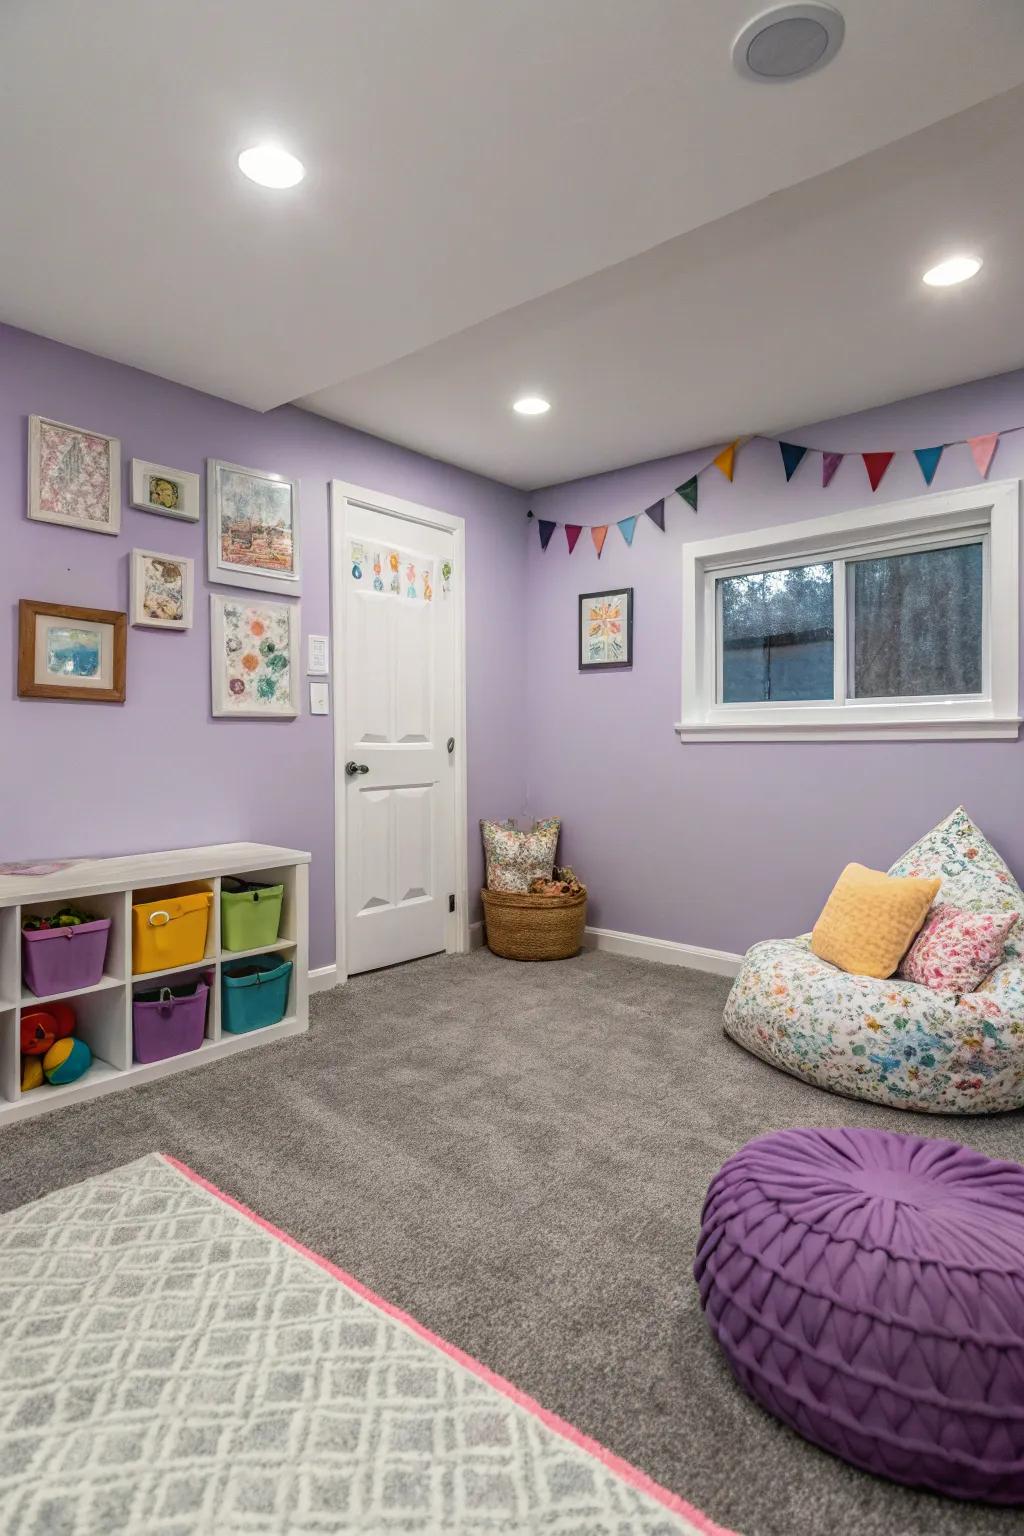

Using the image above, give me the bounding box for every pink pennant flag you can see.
[591,525,609,558]
[968,433,999,478]
[821,452,843,488]
[565,524,583,554]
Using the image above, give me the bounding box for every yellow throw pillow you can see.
[811,863,941,979]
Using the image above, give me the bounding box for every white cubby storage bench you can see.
[0,843,310,1125]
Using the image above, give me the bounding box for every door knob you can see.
[345,761,369,776]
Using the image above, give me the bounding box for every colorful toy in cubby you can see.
[19,1000,92,1092]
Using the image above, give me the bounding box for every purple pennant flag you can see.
[644,498,665,531]
[538,519,557,550]
[821,451,843,488]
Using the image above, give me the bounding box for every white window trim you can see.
[677,479,1020,743]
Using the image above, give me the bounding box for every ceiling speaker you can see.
[733,4,845,82]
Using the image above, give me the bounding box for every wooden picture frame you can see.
[18,600,127,702]
[28,415,121,535]
[207,458,301,595]
[130,459,201,522]
[579,587,633,670]
[130,550,195,630]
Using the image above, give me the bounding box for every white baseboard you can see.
[309,964,340,993]
[469,919,741,977]
[582,926,742,977]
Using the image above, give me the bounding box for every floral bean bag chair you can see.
[724,808,1024,1114]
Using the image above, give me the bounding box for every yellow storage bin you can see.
[132,891,212,974]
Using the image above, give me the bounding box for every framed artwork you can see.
[130,550,195,630]
[210,594,299,718]
[130,459,201,522]
[18,600,127,702]
[207,458,301,594]
[28,415,121,535]
[579,587,633,670]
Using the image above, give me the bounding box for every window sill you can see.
[675,713,1022,743]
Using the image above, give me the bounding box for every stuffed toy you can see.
[20,1001,75,1056]
[20,1057,44,1092]
[42,1037,92,1086]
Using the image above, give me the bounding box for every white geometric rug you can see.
[0,1154,733,1535]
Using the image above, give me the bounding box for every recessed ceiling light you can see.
[237,144,305,189]
[733,4,845,82]
[922,254,982,288]
[513,396,551,416]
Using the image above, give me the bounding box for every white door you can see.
[332,484,466,977]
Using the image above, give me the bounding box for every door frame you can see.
[329,479,469,985]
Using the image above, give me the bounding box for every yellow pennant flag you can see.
[713,440,740,482]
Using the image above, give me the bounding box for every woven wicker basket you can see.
[481,887,587,961]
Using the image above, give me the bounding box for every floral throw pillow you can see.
[898,906,1019,993]
[887,806,1024,959]
[481,818,560,893]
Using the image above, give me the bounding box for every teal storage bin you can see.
[221,879,284,952]
[222,954,293,1034]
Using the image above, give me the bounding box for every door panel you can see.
[342,500,455,975]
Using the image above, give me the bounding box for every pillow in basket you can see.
[898,906,1019,993]
[481,818,560,893]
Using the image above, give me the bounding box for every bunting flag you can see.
[821,451,843,488]
[913,445,944,485]
[863,451,894,492]
[779,442,807,482]
[968,433,998,478]
[533,423,1017,554]
[713,441,738,481]
[677,476,698,512]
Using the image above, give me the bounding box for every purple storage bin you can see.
[133,980,209,1064]
[22,918,112,998]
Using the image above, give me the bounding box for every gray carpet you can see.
[2,948,1022,1536]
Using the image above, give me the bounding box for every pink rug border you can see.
[161,1153,736,1536]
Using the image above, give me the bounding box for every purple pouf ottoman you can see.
[694,1126,1024,1503]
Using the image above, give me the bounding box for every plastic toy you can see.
[42,1037,92,1085]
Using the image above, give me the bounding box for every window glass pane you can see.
[851,542,983,698]
[719,563,834,703]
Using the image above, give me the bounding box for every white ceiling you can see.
[3,1,1024,488]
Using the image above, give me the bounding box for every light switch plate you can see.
[309,681,330,715]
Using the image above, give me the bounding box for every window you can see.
[679,482,1019,741]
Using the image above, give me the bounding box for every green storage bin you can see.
[222,955,293,1034]
[220,879,284,952]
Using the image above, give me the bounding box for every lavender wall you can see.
[0,325,528,969]
[527,368,1024,956]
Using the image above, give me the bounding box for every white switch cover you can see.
[309,681,330,715]
[307,634,329,675]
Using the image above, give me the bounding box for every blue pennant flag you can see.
[914,446,943,485]
[617,516,638,546]
[538,519,557,550]
[779,442,808,482]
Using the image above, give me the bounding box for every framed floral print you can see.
[579,587,633,670]
[130,459,201,522]
[210,594,299,718]
[130,550,195,630]
[28,416,121,535]
[207,458,301,595]
[18,600,127,702]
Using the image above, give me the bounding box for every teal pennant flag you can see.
[914,446,943,485]
[617,516,638,546]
